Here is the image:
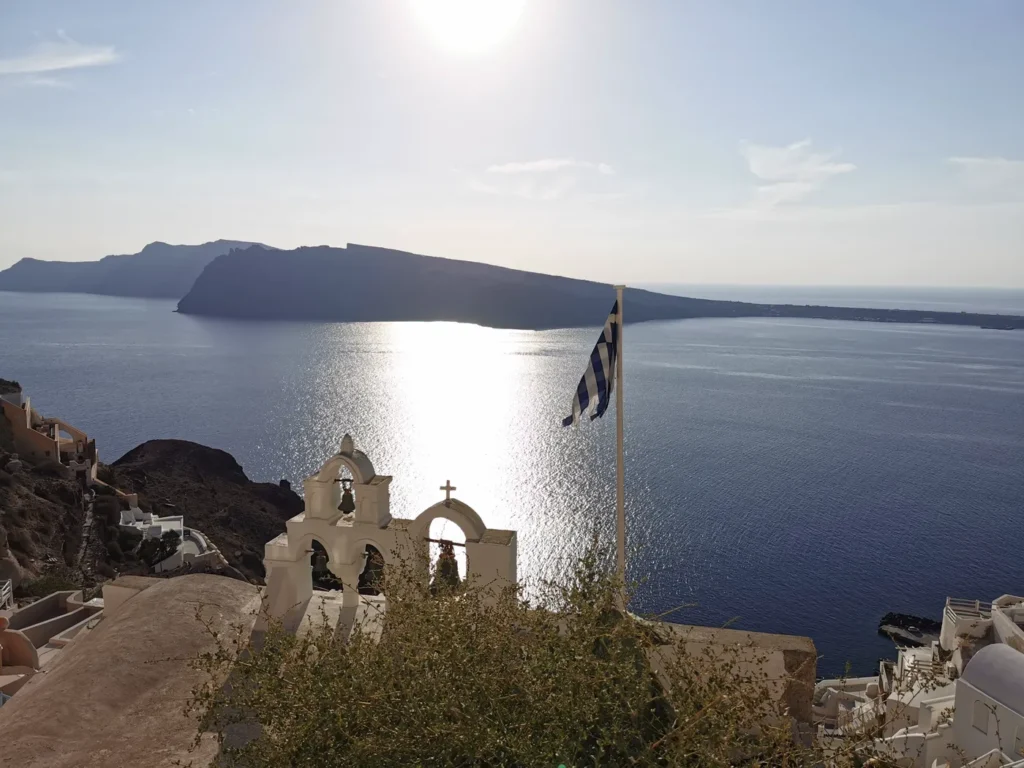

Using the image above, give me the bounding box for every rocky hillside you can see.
[0,457,86,591]
[107,440,303,582]
[1,437,300,594]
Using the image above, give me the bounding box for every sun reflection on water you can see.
[299,320,612,593]
[383,321,527,531]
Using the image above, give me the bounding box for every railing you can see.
[184,527,216,554]
[946,598,992,619]
[0,578,12,610]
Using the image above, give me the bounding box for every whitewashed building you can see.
[815,594,1024,767]
[119,501,222,573]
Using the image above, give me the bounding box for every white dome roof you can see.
[962,644,1024,714]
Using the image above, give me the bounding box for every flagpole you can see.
[614,285,626,606]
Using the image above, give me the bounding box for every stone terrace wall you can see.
[648,622,818,724]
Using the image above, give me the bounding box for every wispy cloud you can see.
[469,157,615,201]
[469,175,579,201]
[740,139,855,207]
[20,75,74,89]
[948,156,1024,189]
[486,158,614,176]
[0,31,119,76]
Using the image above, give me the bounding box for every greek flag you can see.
[562,301,619,426]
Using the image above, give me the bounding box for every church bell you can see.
[338,478,356,514]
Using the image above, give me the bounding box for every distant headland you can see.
[2,240,1021,331]
[176,243,1024,331]
[0,240,258,299]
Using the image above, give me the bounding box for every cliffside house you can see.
[1,384,97,474]
[119,503,224,574]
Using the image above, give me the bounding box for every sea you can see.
[1,286,1022,677]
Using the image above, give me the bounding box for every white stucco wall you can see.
[952,680,1024,762]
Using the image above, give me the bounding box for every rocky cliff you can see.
[108,440,303,582]
[176,243,1024,331]
[0,240,259,299]
[1,434,299,591]
[0,457,86,589]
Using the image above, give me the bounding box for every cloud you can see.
[467,157,616,202]
[20,75,73,89]
[0,31,119,76]
[470,175,577,201]
[486,158,614,175]
[740,139,855,207]
[467,178,502,195]
[948,156,1024,189]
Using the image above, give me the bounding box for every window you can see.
[972,699,989,734]
[1015,725,1024,759]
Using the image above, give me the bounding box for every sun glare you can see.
[411,0,526,55]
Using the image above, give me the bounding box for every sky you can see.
[0,1,1022,287]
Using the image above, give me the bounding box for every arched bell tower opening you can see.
[261,435,518,633]
[428,517,468,592]
[309,538,342,592]
[357,544,386,595]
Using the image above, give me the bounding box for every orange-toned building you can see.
[1,386,97,471]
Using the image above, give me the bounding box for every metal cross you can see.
[440,479,456,506]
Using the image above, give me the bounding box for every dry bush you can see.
[32,459,69,478]
[187,549,899,767]
[20,566,79,598]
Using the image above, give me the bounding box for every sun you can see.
[411,0,526,55]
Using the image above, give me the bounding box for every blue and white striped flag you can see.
[562,301,619,426]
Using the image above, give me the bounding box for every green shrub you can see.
[6,528,35,557]
[21,567,79,597]
[93,496,122,526]
[160,528,181,550]
[119,527,144,551]
[33,485,59,504]
[52,483,78,506]
[138,537,165,566]
[105,540,123,561]
[188,551,823,767]
[32,459,68,478]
